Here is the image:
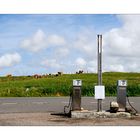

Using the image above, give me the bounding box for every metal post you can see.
[97,34,102,112]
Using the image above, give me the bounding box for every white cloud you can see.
[21,30,66,53]
[47,34,66,46]
[103,15,140,72]
[106,64,124,72]
[87,61,97,73]
[104,28,133,57]
[68,15,140,73]
[54,47,69,58]
[21,29,47,52]
[19,15,140,73]
[73,29,96,59]
[41,59,62,70]
[75,57,86,69]
[0,53,21,68]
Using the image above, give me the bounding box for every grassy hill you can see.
[0,72,140,97]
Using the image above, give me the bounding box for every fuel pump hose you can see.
[126,95,138,115]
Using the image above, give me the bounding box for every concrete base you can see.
[71,110,131,119]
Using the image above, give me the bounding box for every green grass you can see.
[0,72,140,97]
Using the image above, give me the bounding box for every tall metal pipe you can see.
[97,34,102,85]
[97,34,102,111]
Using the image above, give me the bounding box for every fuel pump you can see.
[72,79,82,111]
[117,80,127,111]
[116,80,138,114]
[63,79,82,116]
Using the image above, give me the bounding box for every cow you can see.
[58,72,63,76]
[76,70,84,74]
[33,74,42,79]
[79,70,84,74]
[6,74,12,77]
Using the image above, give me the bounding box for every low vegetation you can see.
[0,72,140,97]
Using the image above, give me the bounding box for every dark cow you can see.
[6,74,12,77]
[76,70,84,74]
[58,72,63,75]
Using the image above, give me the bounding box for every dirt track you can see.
[0,112,140,126]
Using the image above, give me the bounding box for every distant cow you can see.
[79,70,83,74]
[33,74,42,79]
[58,72,63,75]
[76,70,84,74]
[6,74,12,77]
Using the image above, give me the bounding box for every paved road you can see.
[0,97,139,113]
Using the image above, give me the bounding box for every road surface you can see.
[0,97,140,126]
[0,97,139,113]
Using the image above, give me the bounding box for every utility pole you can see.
[97,34,102,112]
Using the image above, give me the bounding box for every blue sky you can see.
[0,14,139,76]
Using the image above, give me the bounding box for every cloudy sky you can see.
[0,14,139,76]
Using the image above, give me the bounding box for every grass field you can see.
[0,72,140,97]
